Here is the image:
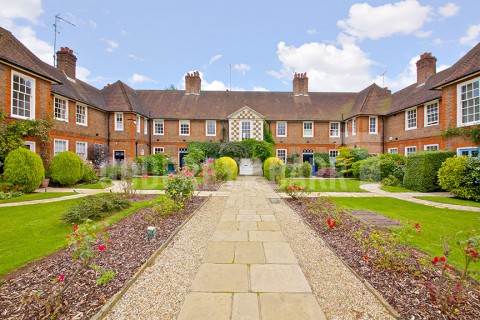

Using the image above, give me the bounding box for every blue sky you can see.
[0,0,479,92]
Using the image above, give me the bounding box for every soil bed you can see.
[287,198,480,320]
[0,195,206,320]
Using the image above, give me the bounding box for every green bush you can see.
[252,141,274,162]
[153,197,184,217]
[188,142,220,158]
[403,150,455,192]
[353,153,407,183]
[335,147,369,177]
[3,148,44,193]
[61,194,131,222]
[80,162,99,184]
[263,120,275,144]
[134,153,171,176]
[285,163,302,178]
[50,151,85,186]
[263,157,285,181]
[183,148,205,174]
[219,141,249,159]
[214,157,238,180]
[314,153,330,168]
[165,173,195,204]
[301,162,312,178]
[438,156,480,201]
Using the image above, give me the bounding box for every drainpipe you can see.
[148,112,152,155]
[340,114,344,146]
[107,113,111,163]
[381,116,385,154]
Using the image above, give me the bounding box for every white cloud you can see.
[438,3,459,18]
[233,63,251,75]
[307,28,318,35]
[0,0,43,24]
[105,39,119,52]
[11,25,53,63]
[268,40,374,91]
[460,24,480,47]
[129,73,156,84]
[88,19,97,30]
[127,54,144,61]
[208,54,222,65]
[76,65,114,85]
[337,0,432,41]
[178,71,245,91]
[76,66,91,82]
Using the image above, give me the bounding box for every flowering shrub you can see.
[165,169,195,204]
[284,183,304,200]
[198,159,218,188]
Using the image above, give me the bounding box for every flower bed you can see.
[0,196,206,319]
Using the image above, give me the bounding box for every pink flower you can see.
[288,185,293,191]
[57,274,65,283]
[414,223,420,229]
[98,245,106,251]
[207,169,213,175]
[142,174,149,179]
[168,174,174,178]
[208,159,214,164]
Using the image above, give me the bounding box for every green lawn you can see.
[380,185,415,193]
[414,196,480,208]
[0,192,76,204]
[132,176,203,190]
[283,179,368,192]
[0,195,159,276]
[74,181,114,189]
[332,197,480,279]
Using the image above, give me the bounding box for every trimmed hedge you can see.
[403,150,455,192]
[263,157,285,181]
[50,151,85,186]
[3,148,44,193]
[438,156,480,201]
[214,157,238,180]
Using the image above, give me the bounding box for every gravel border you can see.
[102,196,226,319]
[272,200,396,320]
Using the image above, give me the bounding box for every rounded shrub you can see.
[438,156,480,201]
[214,157,238,180]
[50,151,85,186]
[263,157,285,181]
[3,147,44,193]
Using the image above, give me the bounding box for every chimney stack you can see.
[56,47,77,79]
[293,72,308,96]
[185,71,201,95]
[416,52,436,84]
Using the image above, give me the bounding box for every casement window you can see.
[136,115,141,133]
[206,120,216,136]
[154,119,164,135]
[76,142,87,159]
[54,96,68,122]
[11,71,35,119]
[352,118,356,136]
[24,141,36,152]
[458,147,479,157]
[76,104,87,126]
[424,144,439,151]
[276,121,287,137]
[369,116,378,134]
[241,120,251,140]
[458,78,480,126]
[144,118,148,135]
[405,108,417,130]
[115,112,124,131]
[179,120,190,136]
[54,139,68,156]
[388,148,398,154]
[276,149,287,163]
[330,122,340,137]
[329,150,339,158]
[405,146,417,156]
[345,121,349,137]
[303,121,313,137]
[153,147,164,154]
[425,102,439,126]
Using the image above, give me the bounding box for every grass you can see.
[331,197,480,280]
[414,196,480,208]
[0,195,160,277]
[380,185,415,193]
[74,181,114,189]
[132,176,203,190]
[282,178,368,192]
[0,192,76,204]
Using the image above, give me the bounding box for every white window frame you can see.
[424,144,439,151]
[144,118,148,135]
[276,121,287,137]
[115,112,124,131]
[76,141,88,159]
[345,121,349,137]
[276,149,287,163]
[153,119,164,135]
[405,146,417,156]
[329,122,340,137]
[329,150,339,158]
[136,115,141,133]
[24,141,36,152]
[303,121,314,137]
[405,107,417,130]
[241,120,252,140]
[54,139,69,156]
[76,104,88,126]
[179,120,190,136]
[352,118,356,136]
[388,148,398,154]
[457,147,480,157]
[11,71,36,120]
[424,101,439,127]
[206,120,216,136]
[153,147,165,154]
[54,95,68,122]
[457,77,480,127]
[369,116,378,134]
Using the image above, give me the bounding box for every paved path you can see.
[177,177,326,320]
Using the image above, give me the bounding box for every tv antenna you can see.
[53,14,75,66]
[379,71,387,88]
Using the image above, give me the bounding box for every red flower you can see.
[73,225,78,232]
[471,250,479,259]
[288,186,293,191]
[414,223,420,229]
[445,264,453,271]
[439,256,446,262]
[363,255,369,260]
[327,218,331,225]
[98,245,106,251]
[57,274,65,283]
[431,257,439,265]
[199,173,204,178]
[330,221,336,228]
[297,187,302,191]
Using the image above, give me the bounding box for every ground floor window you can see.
[424,144,439,151]
[276,149,287,163]
[24,141,36,152]
[388,148,398,154]
[457,147,479,157]
[76,142,87,159]
[405,146,417,156]
[113,150,125,164]
[54,139,68,156]
[153,147,165,154]
[329,149,339,158]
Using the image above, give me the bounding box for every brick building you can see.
[1,26,479,168]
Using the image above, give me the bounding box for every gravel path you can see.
[103,196,226,319]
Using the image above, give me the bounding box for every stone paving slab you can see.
[259,293,326,320]
[177,292,232,320]
[203,242,235,263]
[190,264,249,292]
[264,243,298,264]
[232,293,259,320]
[250,264,312,293]
[234,242,266,264]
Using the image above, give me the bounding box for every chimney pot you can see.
[56,46,77,79]
[185,70,201,95]
[416,52,437,84]
[293,72,309,96]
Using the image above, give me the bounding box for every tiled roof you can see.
[347,83,392,118]
[101,81,148,116]
[0,27,59,83]
[136,90,358,121]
